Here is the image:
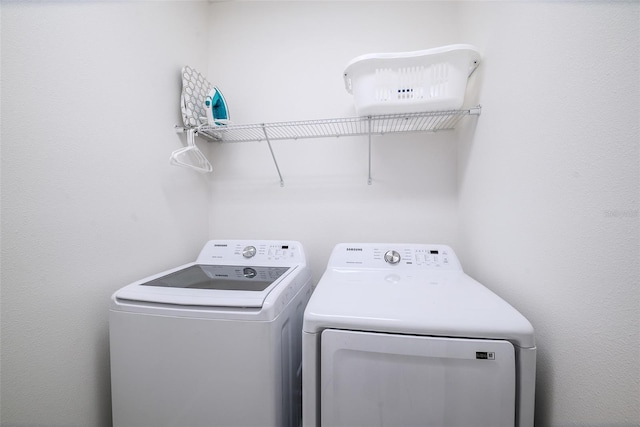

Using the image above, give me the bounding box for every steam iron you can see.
[204,86,230,126]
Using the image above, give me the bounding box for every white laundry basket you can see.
[343,44,481,116]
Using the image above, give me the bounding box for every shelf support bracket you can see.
[367,116,373,185]
[261,124,285,187]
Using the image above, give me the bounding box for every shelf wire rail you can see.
[175,106,481,185]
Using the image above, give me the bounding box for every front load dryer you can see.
[302,243,536,427]
[110,240,312,427]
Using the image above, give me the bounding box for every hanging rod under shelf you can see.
[174,106,481,185]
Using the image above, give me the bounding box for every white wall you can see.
[0,2,210,426]
[1,1,638,427]
[457,2,640,426]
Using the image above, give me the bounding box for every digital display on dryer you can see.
[141,265,290,291]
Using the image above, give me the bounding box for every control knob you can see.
[384,250,401,265]
[243,267,257,279]
[242,246,257,258]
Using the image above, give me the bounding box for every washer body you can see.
[110,240,312,427]
[302,243,536,427]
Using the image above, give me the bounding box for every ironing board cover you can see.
[180,66,213,128]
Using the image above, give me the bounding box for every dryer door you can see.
[320,330,516,427]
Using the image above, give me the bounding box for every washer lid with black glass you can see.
[113,262,296,308]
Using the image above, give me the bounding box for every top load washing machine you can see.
[110,240,312,427]
[302,243,536,427]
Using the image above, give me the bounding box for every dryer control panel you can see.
[196,240,306,266]
[328,243,462,270]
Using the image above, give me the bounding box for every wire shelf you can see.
[174,106,481,186]
[191,106,481,143]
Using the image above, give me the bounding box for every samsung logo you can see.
[214,244,228,247]
[346,248,363,252]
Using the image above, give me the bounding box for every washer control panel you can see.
[329,243,462,270]
[196,240,306,266]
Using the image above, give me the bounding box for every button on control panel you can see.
[413,248,451,267]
